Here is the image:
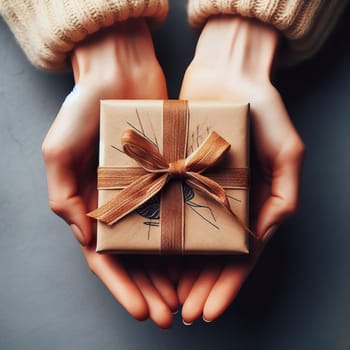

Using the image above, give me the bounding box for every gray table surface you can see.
[1,2,349,350]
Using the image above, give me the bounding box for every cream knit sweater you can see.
[0,0,346,71]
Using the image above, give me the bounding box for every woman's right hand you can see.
[42,19,178,329]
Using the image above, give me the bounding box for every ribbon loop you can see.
[185,131,231,173]
[122,129,168,172]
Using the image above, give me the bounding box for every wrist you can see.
[71,19,152,85]
[193,16,280,81]
[70,18,167,100]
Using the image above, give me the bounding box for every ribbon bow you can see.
[88,129,237,226]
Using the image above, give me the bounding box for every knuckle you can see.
[283,137,306,162]
[86,258,97,275]
[291,137,306,157]
[41,138,51,160]
[48,199,67,217]
[42,139,67,163]
[297,140,306,159]
[283,200,299,217]
[48,200,63,215]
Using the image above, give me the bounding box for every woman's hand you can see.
[178,16,305,324]
[42,19,178,328]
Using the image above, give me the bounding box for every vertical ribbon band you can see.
[160,100,189,253]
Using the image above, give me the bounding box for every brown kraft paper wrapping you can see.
[94,100,250,255]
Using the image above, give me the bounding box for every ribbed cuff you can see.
[187,0,346,64]
[0,0,168,71]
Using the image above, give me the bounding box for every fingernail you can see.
[202,316,212,323]
[182,320,193,326]
[70,224,87,246]
[263,224,279,243]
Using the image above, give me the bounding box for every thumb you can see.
[42,151,93,247]
[256,142,305,242]
[42,89,98,246]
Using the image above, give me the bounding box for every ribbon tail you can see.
[88,173,168,226]
[186,173,256,238]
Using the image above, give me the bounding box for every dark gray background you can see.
[1,2,349,349]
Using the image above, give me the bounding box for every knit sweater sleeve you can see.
[187,0,347,64]
[0,0,168,71]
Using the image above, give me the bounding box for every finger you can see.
[145,257,179,312]
[249,92,306,241]
[82,247,149,321]
[129,267,173,329]
[256,140,305,241]
[147,269,179,313]
[203,264,250,322]
[181,260,222,325]
[177,256,202,305]
[202,243,265,322]
[177,271,198,306]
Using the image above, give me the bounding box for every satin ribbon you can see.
[88,100,250,253]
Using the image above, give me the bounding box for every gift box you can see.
[89,100,250,255]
